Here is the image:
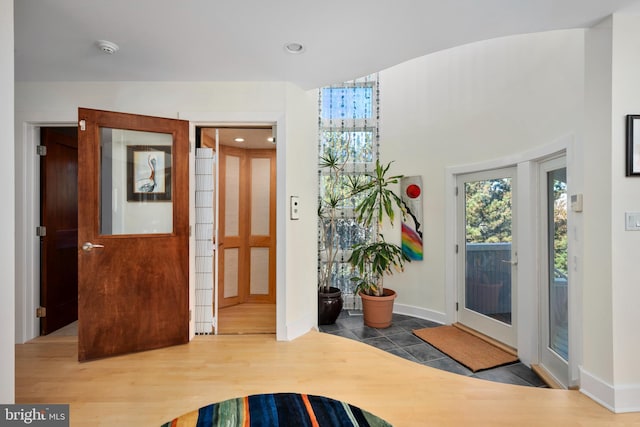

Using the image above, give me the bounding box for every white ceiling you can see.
[14,0,640,90]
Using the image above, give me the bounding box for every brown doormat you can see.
[413,325,518,372]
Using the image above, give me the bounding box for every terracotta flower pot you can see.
[359,288,396,328]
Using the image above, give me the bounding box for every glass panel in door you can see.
[547,167,568,361]
[458,167,516,347]
[99,128,173,235]
[539,157,569,387]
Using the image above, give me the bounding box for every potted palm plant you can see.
[349,160,411,328]
[317,144,361,325]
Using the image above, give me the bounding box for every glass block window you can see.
[321,86,374,120]
[318,75,379,301]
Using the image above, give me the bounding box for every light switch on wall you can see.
[290,196,300,220]
[625,212,640,230]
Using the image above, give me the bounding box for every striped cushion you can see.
[161,393,392,427]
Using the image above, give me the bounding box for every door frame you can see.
[538,155,570,387]
[456,166,518,348]
[15,111,287,343]
[39,126,79,335]
[445,134,581,385]
[180,112,285,339]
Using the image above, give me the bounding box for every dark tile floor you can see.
[319,311,548,388]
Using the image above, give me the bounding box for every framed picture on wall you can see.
[626,115,640,176]
[127,145,172,201]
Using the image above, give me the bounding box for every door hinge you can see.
[36,145,47,156]
[79,119,86,131]
[189,309,192,321]
[36,226,47,237]
[455,244,458,254]
[36,306,46,318]
[189,225,192,237]
[455,186,459,196]
[455,302,459,312]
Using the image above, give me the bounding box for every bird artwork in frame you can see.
[127,145,172,201]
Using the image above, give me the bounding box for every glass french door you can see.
[539,157,569,386]
[457,168,517,347]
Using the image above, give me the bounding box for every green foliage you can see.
[349,235,410,296]
[353,160,405,227]
[318,134,372,293]
[464,175,568,277]
[465,178,512,243]
[318,145,352,293]
[551,179,568,276]
[348,160,410,296]
[319,134,411,297]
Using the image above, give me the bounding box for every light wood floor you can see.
[15,331,640,426]
[218,303,276,334]
[43,302,277,337]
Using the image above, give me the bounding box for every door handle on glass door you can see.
[501,259,518,265]
[82,242,105,252]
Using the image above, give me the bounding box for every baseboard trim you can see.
[580,367,640,413]
[393,303,446,325]
[283,320,313,342]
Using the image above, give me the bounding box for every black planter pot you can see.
[318,287,343,325]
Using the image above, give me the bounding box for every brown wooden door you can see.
[246,149,276,304]
[77,108,189,361]
[40,127,78,335]
[218,146,245,309]
[218,145,275,309]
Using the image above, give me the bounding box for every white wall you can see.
[283,84,319,339]
[582,16,616,402]
[1,0,15,404]
[610,13,640,411]
[379,23,639,413]
[578,14,640,413]
[379,30,585,317]
[14,81,318,343]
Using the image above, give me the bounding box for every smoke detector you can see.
[284,42,305,54]
[96,40,119,54]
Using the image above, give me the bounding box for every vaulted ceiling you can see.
[14,0,640,89]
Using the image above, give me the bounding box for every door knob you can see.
[82,242,105,252]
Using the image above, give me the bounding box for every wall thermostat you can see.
[570,194,583,212]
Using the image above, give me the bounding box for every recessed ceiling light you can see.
[284,42,305,54]
[96,40,119,54]
[234,137,245,143]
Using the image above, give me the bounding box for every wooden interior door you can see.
[246,149,276,303]
[218,146,245,308]
[77,108,189,361]
[218,146,275,308]
[40,127,78,335]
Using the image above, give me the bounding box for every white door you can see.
[539,156,569,386]
[457,167,517,347]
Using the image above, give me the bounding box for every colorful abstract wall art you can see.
[400,176,424,260]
